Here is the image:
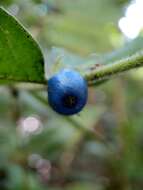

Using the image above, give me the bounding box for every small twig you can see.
[9,86,21,122]
[84,50,143,85]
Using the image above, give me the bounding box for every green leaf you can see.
[0,7,45,84]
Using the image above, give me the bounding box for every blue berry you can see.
[48,69,88,115]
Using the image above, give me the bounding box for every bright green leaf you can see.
[0,7,45,84]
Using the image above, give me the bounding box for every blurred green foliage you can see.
[0,0,143,190]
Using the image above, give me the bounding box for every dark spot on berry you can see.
[62,94,78,108]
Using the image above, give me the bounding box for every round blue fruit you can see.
[48,69,88,115]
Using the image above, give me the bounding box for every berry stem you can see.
[84,50,143,85]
